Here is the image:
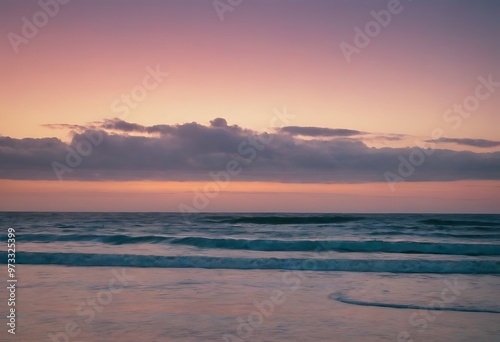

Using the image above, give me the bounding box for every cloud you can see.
[101,119,148,133]
[279,126,362,137]
[426,137,500,148]
[99,117,248,136]
[42,123,90,131]
[1,118,499,182]
[0,136,69,179]
[372,134,407,141]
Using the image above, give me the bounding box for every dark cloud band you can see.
[1,119,499,182]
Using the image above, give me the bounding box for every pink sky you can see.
[0,0,499,212]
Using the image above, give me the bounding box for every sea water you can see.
[1,212,499,341]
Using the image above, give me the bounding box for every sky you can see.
[0,0,499,212]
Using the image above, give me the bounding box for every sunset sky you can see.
[1,0,499,212]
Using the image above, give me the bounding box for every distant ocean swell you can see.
[10,234,500,256]
[418,219,499,227]
[203,215,499,228]
[2,252,499,274]
[211,215,366,225]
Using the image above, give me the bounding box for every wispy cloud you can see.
[42,123,90,131]
[279,126,363,137]
[426,137,500,148]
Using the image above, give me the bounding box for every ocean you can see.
[1,212,500,341]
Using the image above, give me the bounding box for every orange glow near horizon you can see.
[1,180,499,213]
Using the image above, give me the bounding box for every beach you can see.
[9,266,500,341]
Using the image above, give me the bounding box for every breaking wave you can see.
[2,252,499,274]
[329,292,500,313]
[11,234,500,256]
[170,237,500,256]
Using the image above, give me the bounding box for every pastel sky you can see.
[0,0,499,212]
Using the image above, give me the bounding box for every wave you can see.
[215,215,365,225]
[2,233,173,245]
[171,237,500,256]
[367,231,500,239]
[2,252,499,274]
[11,234,500,256]
[329,292,500,313]
[419,219,498,227]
